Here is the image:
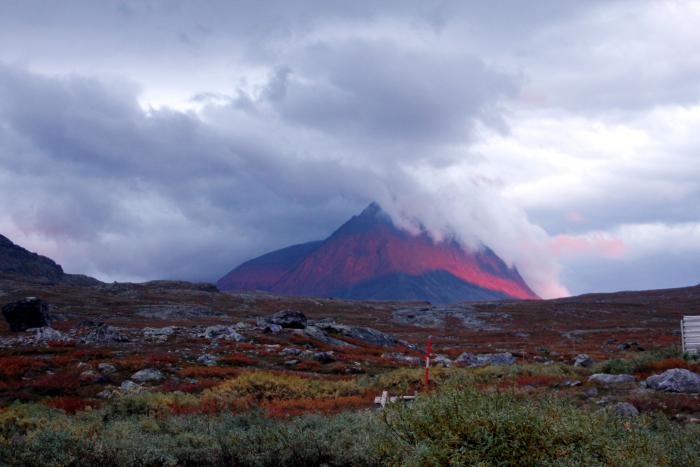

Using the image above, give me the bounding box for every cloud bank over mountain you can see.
[1,1,699,297]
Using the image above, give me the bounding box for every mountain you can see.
[217,203,538,303]
[0,234,99,285]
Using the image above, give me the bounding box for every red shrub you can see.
[296,360,322,372]
[30,371,81,395]
[179,366,240,379]
[0,356,46,378]
[46,396,99,414]
[219,353,256,366]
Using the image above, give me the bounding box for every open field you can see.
[1,279,699,465]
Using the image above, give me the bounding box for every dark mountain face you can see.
[0,234,99,285]
[218,204,539,304]
[0,234,65,283]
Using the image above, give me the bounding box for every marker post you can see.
[425,335,431,386]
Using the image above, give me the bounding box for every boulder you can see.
[263,323,283,334]
[433,354,453,368]
[316,321,398,347]
[83,324,129,344]
[197,354,218,366]
[314,351,336,363]
[300,326,355,348]
[645,368,700,393]
[200,325,246,342]
[2,298,52,332]
[611,402,639,417]
[382,352,421,365]
[573,354,594,368]
[131,368,163,383]
[33,326,68,342]
[98,363,117,374]
[120,380,140,391]
[79,370,102,383]
[456,352,516,367]
[268,310,307,329]
[588,373,636,385]
[143,326,175,343]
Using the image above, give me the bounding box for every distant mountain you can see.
[0,234,99,285]
[218,203,538,304]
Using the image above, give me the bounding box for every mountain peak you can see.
[218,204,539,303]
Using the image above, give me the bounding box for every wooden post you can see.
[425,335,431,386]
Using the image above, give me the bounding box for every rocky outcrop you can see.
[315,320,398,347]
[200,325,246,341]
[645,369,700,393]
[455,352,516,367]
[131,368,163,383]
[2,298,52,332]
[588,374,635,385]
[267,309,308,329]
[573,354,594,368]
[83,324,129,344]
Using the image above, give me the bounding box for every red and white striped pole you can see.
[425,335,431,386]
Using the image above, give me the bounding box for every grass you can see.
[0,385,698,466]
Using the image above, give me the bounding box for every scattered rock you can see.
[143,326,176,343]
[561,379,582,387]
[262,323,283,334]
[588,373,636,385]
[83,324,129,344]
[131,368,163,383]
[584,387,599,397]
[314,351,335,363]
[645,368,700,393]
[197,354,218,366]
[33,326,68,342]
[455,352,516,367]
[2,297,52,332]
[98,363,117,374]
[433,354,453,368]
[79,370,102,383]
[135,305,223,320]
[611,402,639,417]
[120,380,141,391]
[573,354,594,368]
[266,310,308,329]
[316,321,399,347]
[200,325,246,342]
[284,359,299,366]
[382,352,421,365]
[301,326,355,348]
[96,389,113,399]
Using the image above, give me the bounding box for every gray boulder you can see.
[120,380,141,391]
[573,354,594,368]
[433,354,453,368]
[197,354,218,366]
[316,321,398,347]
[456,352,516,367]
[645,368,700,393]
[301,326,355,348]
[588,373,636,385]
[268,310,308,329]
[98,363,117,374]
[314,351,336,363]
[201,325,246,342]
[33,326,68,342]
[382,352,421,365]
[611,402,639,417]
[131,368,163,383]
[143,326,175,343]
[83,324,129,344]
[2,298,52,332]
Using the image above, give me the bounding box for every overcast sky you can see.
[1,0,699,297]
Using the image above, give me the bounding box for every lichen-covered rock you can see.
[143,326,175,343]
[197,354,218,366]
[573,354,594,368]
[588,373,636,385]
[120,380,140,391]
[382,352,421,365]
[131,368,163,383]
[267,310,308,329]
[611,402,639,417]
[98,363,117,374]
[2,298,52,332]
[83,324,129,344]
[456,352,516,367]
[645,368,700,393]
[315,321,398,347]
[33,326,68,342]
[200,325,246,341]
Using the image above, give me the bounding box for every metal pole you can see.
[425,335,431,386]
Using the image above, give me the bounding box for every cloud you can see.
[1,0,699,298]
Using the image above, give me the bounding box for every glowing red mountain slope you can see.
[217,204,539,303]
